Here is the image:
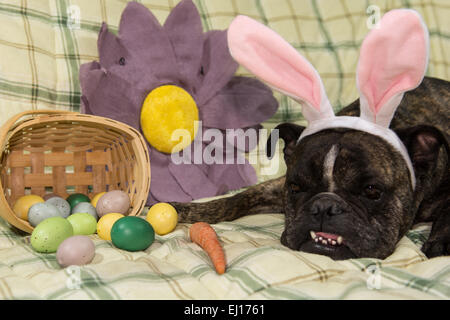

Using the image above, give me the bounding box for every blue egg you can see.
[28,202,62,227]
[45,196,71,218]
[71,202,98,220]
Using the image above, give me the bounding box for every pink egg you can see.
[96,190,130,217]
[56,235,95,268]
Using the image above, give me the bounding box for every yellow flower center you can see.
[140,85,199,154]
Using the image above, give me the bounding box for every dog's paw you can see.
[422,204,450,258]
[422,238,450,258]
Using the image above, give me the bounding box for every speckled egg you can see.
[45,196,71,218]
[56,235,95,268]
[28,202,62,227]
[96,190,130,217]
[71,202,98,220]
[30,217,73,253]
[67,212,97,235]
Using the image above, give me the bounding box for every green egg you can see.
[67,212,97,235]
[111,216,155,251]
[30,216,74,253]
[66,193,90,211]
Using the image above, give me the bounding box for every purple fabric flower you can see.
[79,0,278,205]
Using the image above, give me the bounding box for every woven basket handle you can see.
[3,109,76,128]
[0,110,77,143]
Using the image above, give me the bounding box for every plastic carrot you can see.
[189,222,226,274]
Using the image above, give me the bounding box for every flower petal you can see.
[148,149,193,203]
[96,22,161,87]
[168,162,221,199]
[98,23,128,69]
[196,30,238,105]
[224,124,262,153]
[200,76,278,129]
[79,67,144,129]
[118,1,180,82]
[207,161,258,191]
[80,95,91,114]
[201,124,262,156]
[163,0,203,91]
[172,135,210,175]
[79,61,102,99]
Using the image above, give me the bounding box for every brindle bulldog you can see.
[171,11,449,260]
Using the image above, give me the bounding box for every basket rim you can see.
[0,110,151,234]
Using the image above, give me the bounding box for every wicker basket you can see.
[0,110,151,233]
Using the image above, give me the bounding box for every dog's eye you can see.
[119,57,126,66]
[364,185,382,200]
[290,184,301,194]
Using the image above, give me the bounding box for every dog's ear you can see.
[266,123,305,161]
[396,125,449,174]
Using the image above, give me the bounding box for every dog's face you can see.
[280,128,418,260]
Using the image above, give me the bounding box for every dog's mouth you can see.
[298,230,356,259]
[310,231,344,246]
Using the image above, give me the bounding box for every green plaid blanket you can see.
[1,214,449,299]
[0,0,449,300]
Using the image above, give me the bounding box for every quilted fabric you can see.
[0,0,449,300]
[0,214,449,299]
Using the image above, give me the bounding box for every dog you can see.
[172,11,449,260]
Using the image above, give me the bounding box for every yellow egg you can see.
[140,85,199,154]
[91,192,106,208]
[13,195,45,220]
[146,203,178,235]
[96,213,124,240]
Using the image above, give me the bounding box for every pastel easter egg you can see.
[96,190,130,217]
[96,213,124,241]
[71,202,98,220]
[45,196,71,218]
[146,202,178,235]
[56,235,95,268]
[28,202,62,227]
[67,212,97,235]
[30,217,73,253]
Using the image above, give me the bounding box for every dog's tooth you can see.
[319,237,323,241]
[315,238,319,243]
[310,231,316,240]
[322,240,327,245]
[331,240,337,246]
[337,236,343,245]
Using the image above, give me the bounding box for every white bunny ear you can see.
[357,9,429,127]
[227,15,334,123]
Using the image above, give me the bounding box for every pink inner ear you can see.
[357,10,428,115]
[228,15,322,111]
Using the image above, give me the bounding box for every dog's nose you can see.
[309,193,343,216]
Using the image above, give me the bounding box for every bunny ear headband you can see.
[227,9,430,190]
